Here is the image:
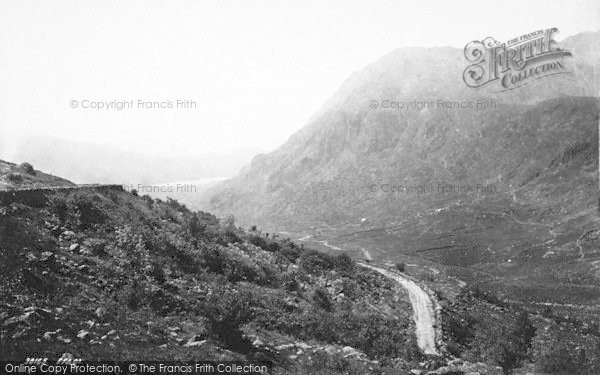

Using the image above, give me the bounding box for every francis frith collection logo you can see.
[463,27,573,91]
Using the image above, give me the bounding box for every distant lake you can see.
[123,177,227,197]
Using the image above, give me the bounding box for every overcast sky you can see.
[1,0,599,159]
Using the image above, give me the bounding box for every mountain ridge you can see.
[201,32,600,306]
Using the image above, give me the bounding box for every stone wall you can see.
[0,185,124,207]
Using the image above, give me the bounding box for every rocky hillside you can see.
[0,174,427,374]
[0,160,74,190]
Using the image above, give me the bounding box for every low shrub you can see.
[248,235,267,249]
[299,250,335,275]
[75,197,107,229]
[280,244,302,262]
[6,173,22,183]
[204,288,254,352]
[312,287,333,312]
[333,253,354,273]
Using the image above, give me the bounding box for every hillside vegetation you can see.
[1,173,598,374]
[0,185,428,374]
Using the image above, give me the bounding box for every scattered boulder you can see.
[76,330,89,339]
[18,163,36,175]
[275,343,295,351]
[43,329,61,340]
[183,337,207,347]
[95,308,106,319]
[40,252,55,261]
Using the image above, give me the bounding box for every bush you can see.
[469,286,507,307]
[312,287,333,312]
[205,288,254,352]
[83,238,108,257]
[395,262,406,272]
[280,244,302,262]
[446,313,476,346]
[299,309,336,342]
[141,194,154,207]
[265,241,281,252]
[48,196,69,223]
[223,230,241,244]
[538,343,581,374]
[150,262,166,283]
[494,311,536,374]
[248,235,267,249]
[281,272,300,292]
[75,197,106,229]
[201,246,227,274]
[6,173,22,183]
[333,253,354,273]
[123,280,143,310]
[226,258,258,283]
[299,250,335,275]
[188,213,206,238]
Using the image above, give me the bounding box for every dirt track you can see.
[358,263,439,355]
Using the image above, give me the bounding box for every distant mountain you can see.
[203,32,600,304]
[3,135,261,185]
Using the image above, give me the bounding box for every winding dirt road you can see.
[358,263,439,356]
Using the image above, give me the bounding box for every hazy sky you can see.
[1,0,598,158]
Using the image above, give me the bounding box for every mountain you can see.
[2,135,261,185]
[203,32,600,305]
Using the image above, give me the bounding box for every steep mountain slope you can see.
[206,32,599,228]
[204,32,600,305]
